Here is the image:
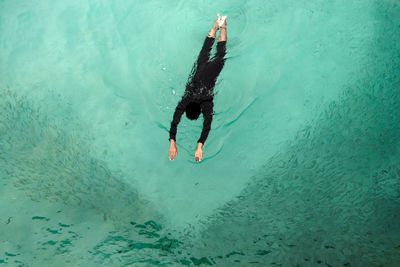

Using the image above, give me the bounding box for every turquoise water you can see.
[1,0,399,265]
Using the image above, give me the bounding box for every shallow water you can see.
[0,0,399,266]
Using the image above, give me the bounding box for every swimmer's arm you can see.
[169,139,178,161]
[169,97,189,142]
[197,114,212,145]
[169,97,189,161]
[195,102,213,162]
[195,142,203,162]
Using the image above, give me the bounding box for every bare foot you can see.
[212,18,220,30]
[220,18,227,28]
[208,18,220,38]
[218,19,227,42]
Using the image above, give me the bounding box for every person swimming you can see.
[168,15,227,162]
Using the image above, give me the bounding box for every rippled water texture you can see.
[1,0,399,266]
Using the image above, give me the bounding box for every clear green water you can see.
[0,0,399,266]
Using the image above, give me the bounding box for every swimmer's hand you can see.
[169,139,178,161]
[195,143,203,162]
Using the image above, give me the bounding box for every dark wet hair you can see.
[185,102,201,120]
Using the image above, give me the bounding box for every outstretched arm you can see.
[169,97,189,142]
[197,109,213,145]
[195,101,213,162]
[169,97,189,161]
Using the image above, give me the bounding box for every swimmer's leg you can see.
[187,18,219,82]
[209,18,227,68]
[207,20,227,81]
[207,18,220,39]
[217,17,227,42]
[197,18,220,65]
[207,41,226,80]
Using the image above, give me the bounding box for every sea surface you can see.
[0,0,399,266]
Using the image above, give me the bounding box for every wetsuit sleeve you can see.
[197,101,214,145]
[169,96,190,142]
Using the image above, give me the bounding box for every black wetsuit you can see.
[169,36,227,144]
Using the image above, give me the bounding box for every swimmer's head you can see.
[186,102,201,120]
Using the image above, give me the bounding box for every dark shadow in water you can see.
[0,90,158,224]
[0,90,208,266]
[1,1,400,266]
[186,1,400,266]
